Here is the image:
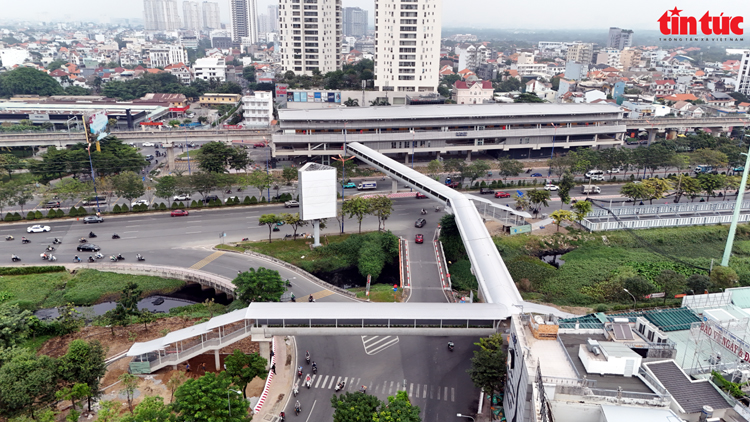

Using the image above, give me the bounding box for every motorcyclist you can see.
[11,254,19,262]
[291,293,296,302]
[89,231,96,237]
[312,361,317,373]
[137,253,145,261]
[421,208,426,214]
[112,233,120,239]
[448,341,455,351]
[295,400,301,413]
[117,253,124,260]
[308,295,315,303]
[88,256,95,262]
[305,351,310,363]
[360,385,367,394]
[74,256,81,263]
[297,366,303,377]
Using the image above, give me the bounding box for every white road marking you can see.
[389,381,394,395]
[327,376,336,389]
[423,384,427,398]
[315,375,325,388]
[444,386,448,401]
[304,400,317,422]
[125,225,141,228]
[124,231,139,233]
[184,231,202,234]
[451,387,455,402]
[361,335,399,355]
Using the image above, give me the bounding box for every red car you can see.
[447,181,460,189]
[495,191,511,198]
[416,193,427,199]
[171,209,189,217]
[253,143,266,148]
[415,234,424,244]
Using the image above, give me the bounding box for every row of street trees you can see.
[341,195,394,233]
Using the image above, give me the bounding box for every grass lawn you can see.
[495,224,750,308]
[229,234,353,273]
[350,284,404,302]
[0,269,185,310]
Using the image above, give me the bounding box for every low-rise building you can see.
[148,45,188,69]
[453,80,493,105]
[164,63,193,85]
[199,93,241,106]
[242,91,273,127]
[651,80,676,97]
[193,57,226,82]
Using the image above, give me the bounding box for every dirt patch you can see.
[526,301,591,316]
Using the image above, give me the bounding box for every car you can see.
[27,225,51,233]
[590,175,605,181]
[343,182,357,189]
[495,191,511,198]
[225,196,240,203]
[415,218,426,228]
[203,194,220,202]
[447,181,460,189]
[415,234,424,244]
[607,168,621,174]
[82,196,107,205]
[128,143,136,147]
[171,209,189,217]
[145,155,154,161]
[132,199,149,207]
[142,142,154,147]
[733,166,745,173]
[544,184,559,191]
[284,200,300,208]
[416,193,427,199]
[173,194,191,201]
[44,200,61,208]
[77,243,101,252]
[253,143,266,148]
[531,173,543,177]
[83,216,104,224]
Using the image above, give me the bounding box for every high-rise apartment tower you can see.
[202,1,221,29]
[143,0,181,31]
[278,0,342,75]
[230,0,259,45]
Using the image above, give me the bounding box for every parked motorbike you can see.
[284,234,293,240]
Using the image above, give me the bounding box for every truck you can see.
[357,181,377,190]
[581,185,601,194]
[479,187,495,194]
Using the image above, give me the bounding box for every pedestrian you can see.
[271,363,276,374]
[186,363,191,373]
[270,350,275,359]
[200,362,207,374]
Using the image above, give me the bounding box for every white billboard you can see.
[298,163,337,221]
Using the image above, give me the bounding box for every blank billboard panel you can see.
[299,163,337,220]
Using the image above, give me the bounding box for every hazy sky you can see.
[1,0,744,30]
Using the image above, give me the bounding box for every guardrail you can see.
[69,263,236,295]
[581,213,750,231]
[587,200,750,218]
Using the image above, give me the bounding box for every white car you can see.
[142,142,154,147]
[590,175,605,181]
[174,194,191,201]
[27,225,51,233]
[225,196,240,203]
[131,199,150,207]
[544,184,559,191]
[607,168,621,174]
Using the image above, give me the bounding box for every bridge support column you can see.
[392,179,398,194]
[647,129,657,144]
[214,349,220,370]
[711,129,722,138]
[166,145,176,173]
[466,151,472,162]
[258,340,271,370]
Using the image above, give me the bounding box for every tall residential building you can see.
[566,43,593,64]
[607,27,634,50]
[343,7,367,38]
[374,0,441,94]
[143,0,181,31]
[202,1,221,29]
[736,50,750,96]
[230,0,258,45]
[257,13,269,36]
[278,0,341,75]
[267,5,279,32]
[183,1,202,30]
[619,48,642,70]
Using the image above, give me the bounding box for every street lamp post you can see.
[721,140,750,267]
[457,413,476,421]
[623,288,636,311]
[263,137,271,202]
[547,123,557,178]
[332,122,354,234]
[410,129,415,192]
[227,389,241,417]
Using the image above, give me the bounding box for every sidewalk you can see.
[254,336,295,421]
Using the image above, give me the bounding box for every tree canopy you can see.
[224,350,267,399]
[234,267,287,303]
[172,372,249,422]
[0,67,64,97]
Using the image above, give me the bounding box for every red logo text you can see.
[658,7,743,35]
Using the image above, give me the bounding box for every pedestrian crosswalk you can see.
[296,373,456,402]
[361,335,399,355]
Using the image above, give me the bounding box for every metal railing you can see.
[581,213,750,231]
[586,200,750,218]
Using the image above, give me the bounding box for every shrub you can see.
[178,202,185,208]
[27,212,35,220]
[112,204,122,213]
[120,204,129,213]
[4,213,12,221]
[69,207,78,217]
[249,196,258,204]
[152,203,159,209]
[56,209,64,218]
[13,212,21,221]
[0,266,65,276]
[34,210,43,219]
[594,304,610,313]
[77,207,87,216]
[171,201,179,209]
[243,196,251,205]
[190,200,199,208]
[47,210,57,219]
[159,203,167,210]
[261,196,266,203]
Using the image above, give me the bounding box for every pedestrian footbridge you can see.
[127,303,508,373]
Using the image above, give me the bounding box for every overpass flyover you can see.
[625,116,749,142]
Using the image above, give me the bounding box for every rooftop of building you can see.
[643,360,731,413]
[560,308,700,332]
[278,103,622,122]
[559,333,654,393]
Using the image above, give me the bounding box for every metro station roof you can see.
[279,103,622,122]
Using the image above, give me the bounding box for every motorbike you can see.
[305,352,310,364]
[335,381,345,392]
[292,386,298,397]
[88,256,95,263]
[73,256,81,263]
[308,295,315,303]
[52,238,61,244]
[94,252,104,260]
[312,364,317,374]
[297,367,303,378]
[236,188,243,192]
[5,235,13,241]
[225,189,232,194]
[272,226,280,232]
[79,238,87,243]
[89,232,97,238]
[284,234,293,240]
[11,255,20,262]
[110,255,118,262]
[49,255,57,262]
[112,234,120,239]
[241,237,249,241]
[280,412,286,422]
[45,245,55,252]
[116,254,125,261]
[420,209,427,215]
[305,375,311,389]
[526,168,532,173]
[137,254,145,261]
[448,342,454,352]
[434,206,440,212]
[21,238,30,244]
[294,404,301,416]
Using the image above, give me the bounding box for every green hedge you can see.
[55,209,64,218]
[249,196,258,204]
[243,196,252,205]
[69,207,78,217]
[159,203,167,210]
[27,212,35,220]
[0,266,66,276]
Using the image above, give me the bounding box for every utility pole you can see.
[721,141,750,267]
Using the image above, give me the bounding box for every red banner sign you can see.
[169,107,189,112]
[223,125,242,129]
[140,122,163,126]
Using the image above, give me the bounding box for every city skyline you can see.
[0,0,734,30]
